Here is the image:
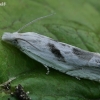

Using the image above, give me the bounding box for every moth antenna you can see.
[17,13,55,32]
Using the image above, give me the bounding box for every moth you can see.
[2,14,100,82]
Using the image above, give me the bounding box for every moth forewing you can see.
[2,14,100,81]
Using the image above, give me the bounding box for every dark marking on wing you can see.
[48,43,65,62]
[95,59,100,63]
[61,43,66,46]
[49,38,58,42]
[60,42,70,47]
[73,48,93,60]
[13,39,18,45]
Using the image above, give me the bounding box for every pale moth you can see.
[2,14,100,82]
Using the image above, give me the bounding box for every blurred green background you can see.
[0,0,100,100]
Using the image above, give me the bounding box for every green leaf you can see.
[0,0,100,100]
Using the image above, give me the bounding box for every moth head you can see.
[2,32,19,46]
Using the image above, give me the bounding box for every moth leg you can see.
[44,65,50,75]
[75,77,81,80]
